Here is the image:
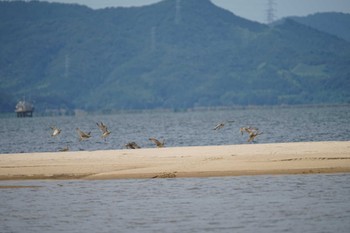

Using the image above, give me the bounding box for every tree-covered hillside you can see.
[1,0,349,113]
[283,12,350,42]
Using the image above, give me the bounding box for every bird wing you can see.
[149,137,159,144]
[247,135,255,142]
[76,128,90,137]
[53,129,59,136]
[96,122,108,133]
[213,123,224,130]
[76,128,83,136]
[240,127,251,135]
[248,126,259,132]
[51,126,61,136]
[102,131,111,138]
[248,131,263,142]
[149,138,162,146]
[132,142,141,149]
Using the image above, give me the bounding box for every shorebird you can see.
[125,141,141,149]
[96,121,111,139]
[240,126,262,142]
[50,126,61,137]
[239,126,259,135]
[240,127,250,135]
[101,130,111,139]
[213,123,225,130]
[149,138,165,148]
[76,128,91,141]
[58,146,69,152]
[247,131,263,143]
[213,120,235,130]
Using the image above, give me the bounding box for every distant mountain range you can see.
[1,0,349,113]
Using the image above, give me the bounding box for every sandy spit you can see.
[0,141,350,181]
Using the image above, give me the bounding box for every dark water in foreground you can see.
[1,105,349,153]
[1,174,350,233]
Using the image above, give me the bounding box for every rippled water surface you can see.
[1,106,350,232]
[1,174,350,233]
[1,105,349,153]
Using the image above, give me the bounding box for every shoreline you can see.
[1,141,350,181]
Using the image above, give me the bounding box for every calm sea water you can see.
[1,174,350,233]
[0,105,349,153]
[1,106,350,232]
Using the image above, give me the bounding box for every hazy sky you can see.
[35,0,350,23]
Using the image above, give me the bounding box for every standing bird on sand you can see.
[125,141,141,149]
[149,138,165,148]
[50,126,61,137]
[58,145,69,152]
[96,121,111,139]
[76,128,91,141]
[213,120,235,130]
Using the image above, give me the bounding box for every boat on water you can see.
[15,100,34,117]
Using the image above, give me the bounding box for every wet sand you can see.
[0,141,350,180]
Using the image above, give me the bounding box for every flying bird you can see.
[50,126,61,137]
[240,126,262,143]
[149,138,165,148]
[96,121,111,139]
[213,120,235,130]
[101,130,111,139]
[213,123,225,130]
[96,121,107,132]
[247,131,263,143]
[239,126,259,135]
[125,141,141,149]
[76,128,91,141]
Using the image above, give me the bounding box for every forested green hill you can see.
[282,12,350,42]
[1,0,349,112]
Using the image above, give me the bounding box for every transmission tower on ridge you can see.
[266,0,276,24]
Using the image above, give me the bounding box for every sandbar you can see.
[0,141,350,180]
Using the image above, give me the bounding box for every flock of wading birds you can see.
[50,120,263,152]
